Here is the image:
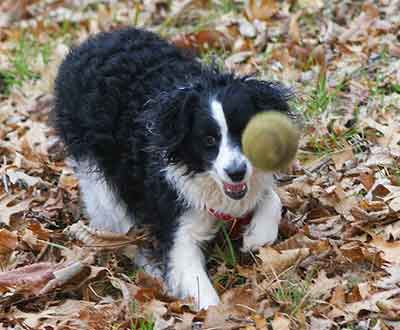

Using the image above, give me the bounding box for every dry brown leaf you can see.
[344,288,400,317]
[144,297,168,316]
[39,261,91,294]
[169,0,208,23]
[258,247,310,274]
[0,229,18,252]
[246,0,278,21]
[5,299,123,330]
[5,168,41,187]
[331,148,354,170]
[204,304,236,329]
[0,193,32,226]
[377,265,400,289]
[308,270,339,301]
[307,215,343,239]
[225,51,253,69]
[288,11,302,44]
[389,197,400,213]
[274,232,320,251]
[351,201,389,224]
[340,241,386,268]
[389,44,400,58]
[358,171,375,191]
[20,121,49,159]
[0,0,31,27]
[239,18,256,38]
[65,221,141,249]
[370,236,400,265]
[0,262,56,295]
[376,298,400,321]
[309,317,334,330]
[171,30,231,53]
[297,0,323,12]
[58,167,79,190]
[253,314,268,329]
[271,313,290,330]
[338,2,379,43]
[384,221,400,241]
[220,287,257,316]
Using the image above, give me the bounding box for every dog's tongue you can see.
[223,182,247,193]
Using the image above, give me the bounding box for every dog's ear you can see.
[242,78,293,115]
[143,89,197,159]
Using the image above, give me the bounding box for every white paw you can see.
[167,272,220,310]
[198,288,220,310]
[241,222,279,252]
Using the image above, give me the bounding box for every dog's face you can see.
[150,78,290,201]
[190,96,255,200]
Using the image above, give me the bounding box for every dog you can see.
[53,28,291,309]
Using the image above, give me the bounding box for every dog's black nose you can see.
[225,163,247,182]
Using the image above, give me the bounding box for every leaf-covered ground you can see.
[0,0,400,329]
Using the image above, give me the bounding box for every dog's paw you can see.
[241,223,278,252]
[198,289,220,310]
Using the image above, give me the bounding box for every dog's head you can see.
[146,76,292,201]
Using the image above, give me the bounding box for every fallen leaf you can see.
[389,197,400,212]
[377,265,400,289]
[0,0,31,28]
[171,30,231,53]
[0,262,56,296]
[309,317,334,330]
[344,288,400,318]
[258,247,310,274]
[370,236,400,264]
[238,18,256,38]
[376,298,400,321]
[65,221,143,249]
[288,11,302,44]
[5,168,41,187]
[331,148,354,170]
[0,229,18,252]
[338,3,379,43]
[0,193,32,226]
[246,0,278,21]
[271,313,290,330]
[308,270,339,301]
[384,221,400,241]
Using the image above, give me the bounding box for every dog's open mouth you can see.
[223,182,248,200]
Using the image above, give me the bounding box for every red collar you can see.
[207,208,253,240]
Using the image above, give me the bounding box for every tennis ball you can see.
[242,112,299,171]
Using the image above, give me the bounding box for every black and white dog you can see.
[53,28,291,309]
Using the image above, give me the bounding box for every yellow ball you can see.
[242,112,299,171]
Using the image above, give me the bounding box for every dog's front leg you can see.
[167,210,219,310]
[242,189,281,252]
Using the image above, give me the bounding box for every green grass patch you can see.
[212,0,243,14]
[209,222,237,268]
[306,126,364,156]
[213,269,246,291]
[199,49,229,70]
[0,36,52,95]
[271,280,309,314]
[270,270,317,317]
[134,319,155,330]
[302,74,344,118]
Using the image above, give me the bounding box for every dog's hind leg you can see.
[72,159,133,233]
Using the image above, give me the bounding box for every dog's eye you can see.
[204,135,217,147]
